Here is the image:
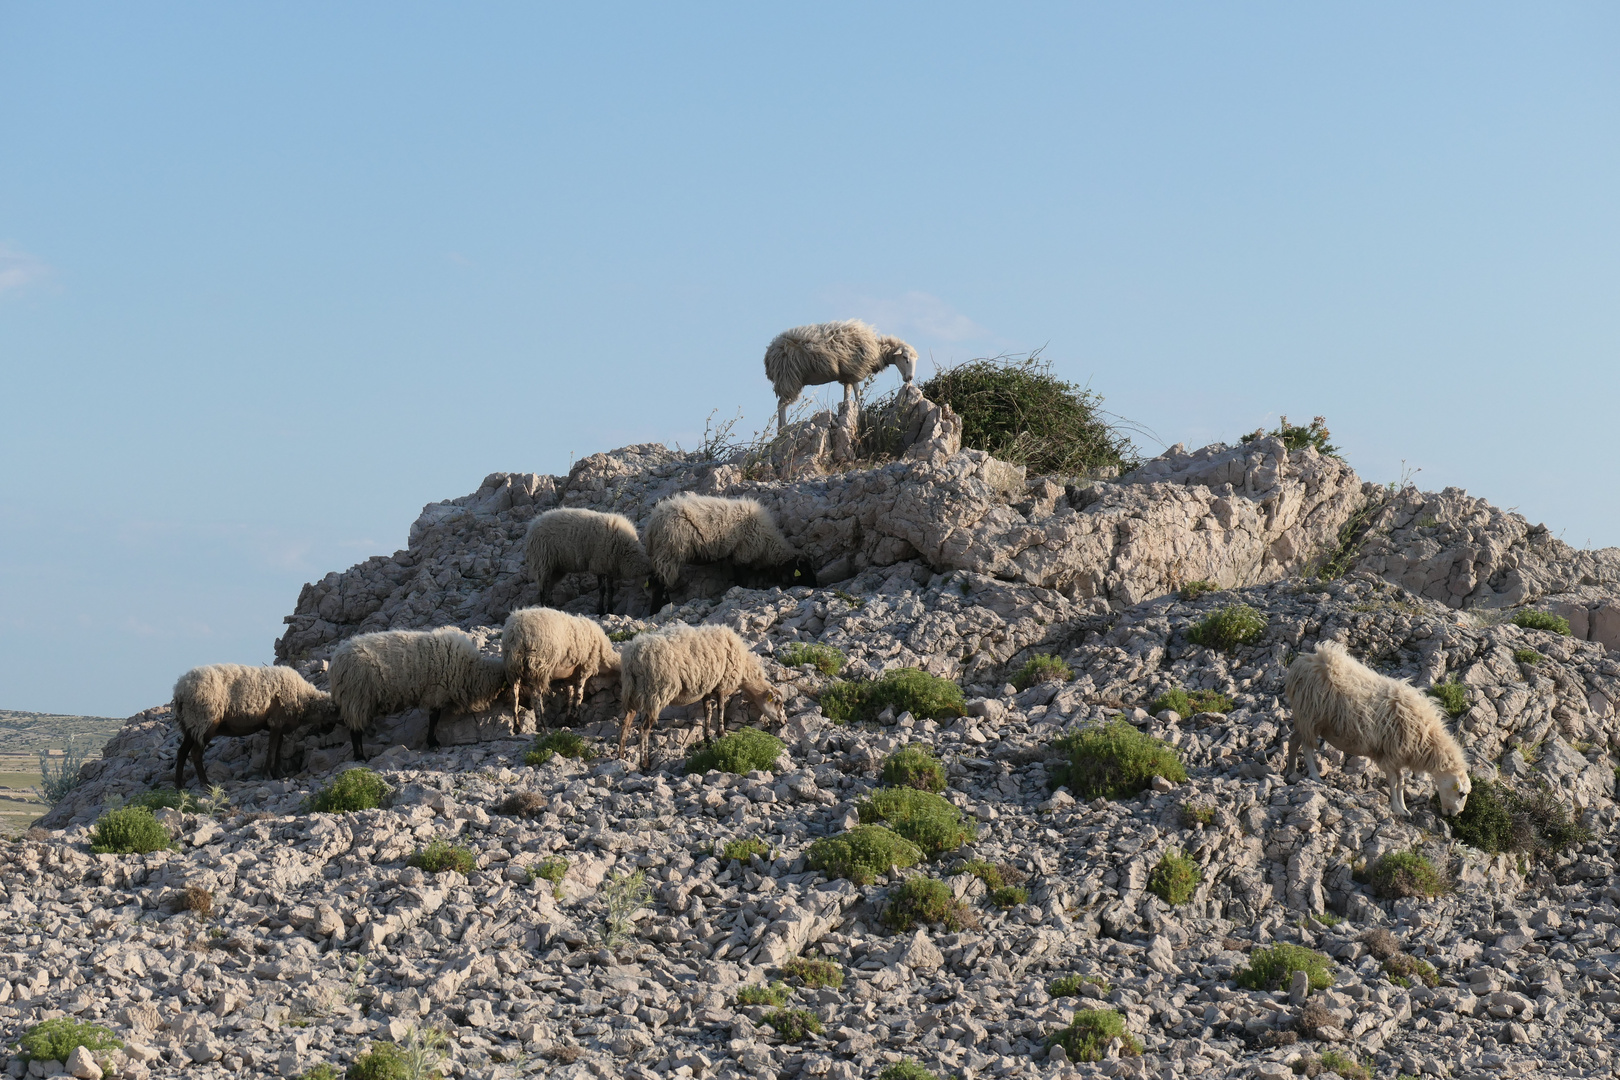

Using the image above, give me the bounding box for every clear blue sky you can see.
[3,5,1617,717]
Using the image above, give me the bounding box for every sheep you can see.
[1284,640,1472,817]
[616,623,784,771]
[502,607,621,728]
[643,492,816,610]
[328,627,509,758]
[763,319,918,431]
[524,507,652,615]
[171,663,337,789]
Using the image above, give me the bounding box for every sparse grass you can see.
[1178,580,1219,601]
[1368,850,1448,899]
[858,787,976,858]
[1382,953,1439,988]
[817,667,965,725]
[882,875,975,933]
[1147,849,1201,905]
[1045,1009,1141,1063]
[1360,928,1400,959]
[806,825,924,885]
[1513,647,1544,667]
[14,1018,122,1063]
[296,1066,343,1080]
[408,840,477,877]
[958,858,1029,907]
[527,856,568,897]
[607,628,643,643]
[36,736,87,805]
[525,730,591,767]
[1234,943,1333,993]
[129,787,194,812]
[1048,974,1110,998]
[720,837,771,862]
[1447,778,1593,861]
[736,982,790,1007]
[1317,1049,1371,1080]
[762,1008,822,1042]
[877,1062,941,1080]
[778,643,846,676]
[180,885,213,918]
[1314,910,1342,927]
[601,869,653,948]
[1242,414,1338,457]
[1181,801,1215,827]
[990,885,1029,907]
[1315,494,1381,581]
[831,590,865,608]
[1048,720,1187,800]
[89,806,174,855]
[1427,680,1470,718]
[880,745,947,793]
[1013,654,1073,690]
[1512,610,1571,635]
[1186,604,1267,651]
[1149,687,1234,717]
[782,957,844,990]
[310,768,390,813]
[685,727,785,775]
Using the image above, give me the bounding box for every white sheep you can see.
[616,623,784,770]
[1284,640,1472,817]
[328,628,509,757]
[171,663,337,789]
[524,507,652,615]
[644,492,815,610]
[502,607,621,728]
[763,319,918,431]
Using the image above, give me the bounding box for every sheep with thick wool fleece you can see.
[328,627,508,758]
[644,493,814,609]
[616,622,783,770]
[524,507,651,616]
[171,663,336,789]
[1284,639,1471,817]
[763,319,918,431]
[502,607,620,728]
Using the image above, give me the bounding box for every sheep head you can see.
[879,335,918,383]
[1435,771,1471,815]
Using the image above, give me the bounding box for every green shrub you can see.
[37,736,88,804]
[1181,802,1215,827]
[762,1007,821,1042]
[882,876,973,933]
[736,982,790,1007]
[1013,654,1072,690]
[685,727,784,775]
[858,787,976,858]
[1368,850,1448,899]
[1177,580,1219,601]
[89,806,174,855]
[1147,849,1201,905]
[1317,1049,1371,1080]
[528,856,568,896]
[1048,720,1187,800]
[607,628,643,643]
[1382,953,1439,988]
[311,768,390,813]
[782,957,844,989]
[1045,1008,1141,1063]
[408,840,477,877]
[1447,778,1592,861]
[806,825,923,885]
[128,787,193,812]
[1186,604,1267,651]
[880,745,947,793]
[601,869,653,948]
[817,667,966,725]
[1148,687,1234,717]
[1234,943,1333,993]
[877,1062,941,1080]
[1241,414,1338,457]
[1048,974,1109,998]
[990,885,1028,907]
[1427,680,1470,718]
[297,1066,343,1080]
[525,730,590,767]
[15,1018,123,1063]
[778,643,846,676]
[1513,647,1544,666]
[346,1041,411,1080]
[720,837,771,862]
[1512,610,1571,635]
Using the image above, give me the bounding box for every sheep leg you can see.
[350,726,366,762]
[267,724,284,779]
[777,399,790,433]
[640,715,655,773]
[1301,737,1323,781]
[176,733,195,791]
[617,708,638,760]
[188,735,210,790]
[1386,765,1408,817]
[1285,727,1302,780]
[426,707,442,749]
[539,572,557,608]
[598,575,611,617]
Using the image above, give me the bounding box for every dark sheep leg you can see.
[426,707,442,749]
[350,726,366,762]
[176,733,195,790]
[189,736,210,790]
[267,725,284,779]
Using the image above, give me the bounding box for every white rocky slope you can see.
[7,413,1620,1080]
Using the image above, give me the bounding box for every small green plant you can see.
[1181,801,1215,827]
[1427,680,1470,718]
[858,787,976,858]
[1317,1049,1371,1080]
[806,825,923,885]
[1013,654,1073,690]
[882,875,974,933]
[128,787,194,812]
[880,745,947,793]
[1314,910,1343,927]
[1045,1008,1142,1063]
[525,730,590,767]
[736,982,790,1007]
[685,727,785,775]
[990,885,1028,907]
[1513,647,1544,666]
[527,856,568,897]
[1368,850,1449,899]
[1148,687,1234,717]
[37,736,88,804]
[831,589,865,608]
[1048,720,1187,800]
[782,957,844,989]
[1511,610,1571,635]
[1446,778,1592,861]
[720,837,771,862]
[607,628,643,643]
[763,1007,822,1042]
[1382,953,1439,988]
[877,1062,941,1080]
[1048,974,1110,998]
[296,1066,343,1080]
[347,1028,447,1080]
[1147,849,1201,905]
[778,642,846,676]
[14,1018,123,1063]
[601,869,652,948]
[408,840,477,877]
[1186,604,1267,651]
[1177,579,1219,601]
[957,859,1029,905]
[1234,943,1333,993]
[311,768,390,813]
[817,667,965,725]
[89,806,174,855]
[1241,414,1338,457]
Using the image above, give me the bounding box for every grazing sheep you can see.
[1284,640,1471,817]
[524,507,652,615]
[502,607,621,728]
[171,663,337,789]
[644,492,815,610]
[763,319,918,431]
[616,623,784,770]
[328,628,509,758]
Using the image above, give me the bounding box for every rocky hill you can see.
[6,393,1620,1080]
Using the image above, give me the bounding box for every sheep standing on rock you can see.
[644,492,815,610]
[1285,640,1472,817]
[502,607,620,728]
[617,623,783,770]
[171,663,337,789]
[763,319,918,431]
[328,628,509,758]
[524,507,652,615]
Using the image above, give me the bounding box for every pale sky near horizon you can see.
[3,4,1618,717]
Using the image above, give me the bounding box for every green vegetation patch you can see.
[1186,604,1267,651]
[858,787,976,858]
[882,875,974,933]
[736,982,790,1007]
[129,787,193,811]
[1368,849,1449,899]
[778,643,846,676]
[1382,952,1439,989]
[408,840,477,877]
[1013,654,1073,690]
[528,856,568,896]
[806,825,923,886]
[1427,680,1470,718]
[296,1066,343,1080]
[959,858,1029,906]
[877,1062,942,1080]
[525,730,590,767]
[1177,580,1219,601]
[762,1007,822,1042]
[1512,610,1571,635]
[1048,974,1109,998]
[1234,943,1333,993]
[1181,801,1216,827]
[685,727,785,775]
[1148,687,1234,718]
[782,957,844,990]
[14,1018,123,1063]
[720,837,772,863]
[1447,778,1592,861]
[607,628,643,643]
[1147,849,1201,905]
[817,667,965,725]
[1513,648,1544,666]
[1317,1049,1371,1080]
[311,768,390,813]
[1241,414,1338,457]
[880,745,947,793]
[89,806,174,855]
[1048,720,1187,800]
[1045,1008,1142,1064]
[346,1041,412,1080]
